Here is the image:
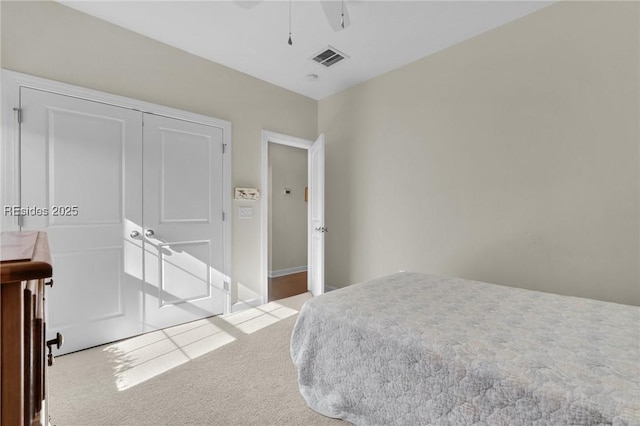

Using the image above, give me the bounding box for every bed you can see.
[290,272,640,425]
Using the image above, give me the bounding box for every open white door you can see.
[308,134,325,296]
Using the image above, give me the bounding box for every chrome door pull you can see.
[145,229,155,238]
[130,230,140,238]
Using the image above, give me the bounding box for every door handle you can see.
[130,230,140,239]
[145,229,155,238]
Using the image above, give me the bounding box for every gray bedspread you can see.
[291,272,640,425]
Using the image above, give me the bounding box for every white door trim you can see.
[260,130,315,304]
[1,69,233,314]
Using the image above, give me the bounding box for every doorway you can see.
[268,143,308,301]
[260,131,325,304]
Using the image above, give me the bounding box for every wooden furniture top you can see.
[0,231,52,284]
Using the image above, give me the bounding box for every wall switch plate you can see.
[239,206,253,219]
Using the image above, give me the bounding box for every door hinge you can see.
[222,143,227,154]
[222,211,225,221]
[223,281,230,292]
[13,108,22,124]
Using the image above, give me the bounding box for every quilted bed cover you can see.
[291,272,640,425]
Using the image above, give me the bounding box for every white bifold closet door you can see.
[20,88,224,354]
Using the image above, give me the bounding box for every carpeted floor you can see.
[48,293,347,426]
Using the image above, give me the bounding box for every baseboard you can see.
[231,297,263,313]
[269,265,307,278]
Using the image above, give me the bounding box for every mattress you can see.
[291,272,640,425]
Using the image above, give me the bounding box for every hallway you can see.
[268,272,307,302]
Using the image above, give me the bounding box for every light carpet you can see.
[48,292,347,426]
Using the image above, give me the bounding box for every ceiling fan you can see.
[233,0,352,32]
[320,0,352,31]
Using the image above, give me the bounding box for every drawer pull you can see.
[46,332,64,366]
[46,332,64,350]
[45,279,54,288]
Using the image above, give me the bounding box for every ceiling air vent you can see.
[311,46,349,68]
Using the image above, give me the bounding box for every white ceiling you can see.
[60,1,553,100]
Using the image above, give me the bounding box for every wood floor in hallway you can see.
[269,271,307,302]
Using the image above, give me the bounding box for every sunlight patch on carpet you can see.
[221,301,298,334]
[104,319,235,391]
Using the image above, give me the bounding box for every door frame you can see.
[1,69,233,314]
[260,130,322,304]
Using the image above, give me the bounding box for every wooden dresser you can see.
[1,231,60,426]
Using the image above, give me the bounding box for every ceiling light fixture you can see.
[306,74,319,82]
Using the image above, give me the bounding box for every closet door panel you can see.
[20,88,144,354]
[160,132,211,222]
[142,114,225,331]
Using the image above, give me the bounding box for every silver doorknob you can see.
[145,229,155,238]
[130,230,140,238]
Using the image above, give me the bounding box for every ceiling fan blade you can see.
[320,1,351,32]
[233,0,263,10]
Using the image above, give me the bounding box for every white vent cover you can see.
[311,46,349,68]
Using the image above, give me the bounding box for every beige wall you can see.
[0,0,318,303]
[268,144,308,274]
[319,1,640,305]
